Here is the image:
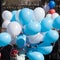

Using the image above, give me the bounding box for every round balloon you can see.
[28,33,43,44]
[49,9,55,14]
[16,34,26,48]
[52,13,59,20]
[34,7,45,23]
[15,9,21,23]
[11,10,17,21]
[49,1,56,9]
[2,10,12,20]
[27,51,44,60]
[23,21,41,35]
[46,14,52,18]
[0,32,11,47]
[44,30,59,43]
[19,8,34,25]
[53,16,60,29]
[2,20,10,28]
[7,22,22,36]
[41,17,53,32]
[37,44,53,55]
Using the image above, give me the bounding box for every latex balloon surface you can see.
[2,10,12,20]
[0,32,11,47]
[7,22,22,36]
[27,51,44,60]
[34,7,45,23]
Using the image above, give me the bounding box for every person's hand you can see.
[10,49,19,57]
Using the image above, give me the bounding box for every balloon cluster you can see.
[1,0,60,60]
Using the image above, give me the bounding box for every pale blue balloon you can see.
[44,30,59,43]
[41,17,53,32]
[11,10,17,22]
[53,16,60,30]
[37,43,53,55]
[0,32,11,47]
[23,21,41,35]
[19,8,34,25]
[27,51,44,60]
[16,34,26,48]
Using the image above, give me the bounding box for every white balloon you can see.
[7,22,22,36]
[43,3,50,13]
[2,20,10,28]
[52,13,59,20]
[2,10,12,20]
[15,9,21,22]
[46,14,52,18]
[34,7,45,23]
[28,33,44,44]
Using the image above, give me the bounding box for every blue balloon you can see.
[49,1,56,9]
[41,17,53,32]
[11,10,17,22]
[37,42,51,47]
[0,32,11,47]
[27,51,44,60]
[50,0,54,1]
[16,34,26,48]
[19,8,34,25]
[44,30,59,43]
[23,21,41,35]
[53,16,60,30]
[37,43,53,55]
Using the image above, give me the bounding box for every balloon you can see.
[34,7,45,23]
[52,13,59,20]
[37,44,53,55]
[43,3,50,13]
[49,1,56,9]
[41,17,53,32]
[49,0,54,1]
[19,8,34,25]
[49,9,55,14]
[28,33,43,44]
[27,51,44,60]
[0,32,11,47]
[44,30,59,43]
[7,22,22,36]
[15,9,21,23]
[46,14,52,18]
[2,10,12,20]
[11,10,17,21]
[2,20,10,28]
[53,16,60,30]
[23,21,41,35]
[16,34,26,48]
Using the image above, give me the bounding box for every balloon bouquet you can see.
[1,0,60,60]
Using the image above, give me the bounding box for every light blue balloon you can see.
[23,21,41,35]
[44,30,59,43]
[11,10,17,22]
[19,8,34,25]
[27,51,44,60]
[0,32,11,47]
[37,43,53,55]
[16,34,26,48]
[41,17,53,32]
[53,16,60,30]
